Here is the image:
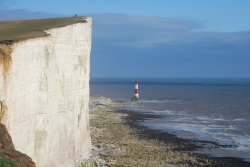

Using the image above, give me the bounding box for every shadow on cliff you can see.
[0,123,36,167]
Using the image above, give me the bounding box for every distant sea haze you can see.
[91,78,250,162]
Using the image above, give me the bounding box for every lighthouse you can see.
[131,80,139,101]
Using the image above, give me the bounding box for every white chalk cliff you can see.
[0,17,92,167]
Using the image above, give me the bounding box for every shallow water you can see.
[90,78,250,161]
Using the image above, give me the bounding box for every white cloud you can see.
[91,13,250,48]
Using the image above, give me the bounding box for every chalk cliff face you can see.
[0,17,92,167]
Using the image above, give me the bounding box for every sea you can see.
[90,78,250,162]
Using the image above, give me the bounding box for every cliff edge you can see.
[0,17,92,167]
[0,17,86,43]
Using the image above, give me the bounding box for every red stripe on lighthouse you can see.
[134,89,138,94]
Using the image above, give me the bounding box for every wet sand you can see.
[87,96,250,167]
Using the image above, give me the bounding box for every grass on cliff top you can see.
[0,17,86,43]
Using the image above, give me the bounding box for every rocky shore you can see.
[86,96,250,167]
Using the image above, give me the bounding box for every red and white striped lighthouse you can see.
[134,80,139,98]
[131,80,139,101]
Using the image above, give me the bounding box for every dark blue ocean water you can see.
[90,78,250,161]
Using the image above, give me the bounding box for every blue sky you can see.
[1,0,250,78]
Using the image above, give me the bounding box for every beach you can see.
[86,96,250,167]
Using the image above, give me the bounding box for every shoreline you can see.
[87,96,250,167]
[121,110,250,167]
